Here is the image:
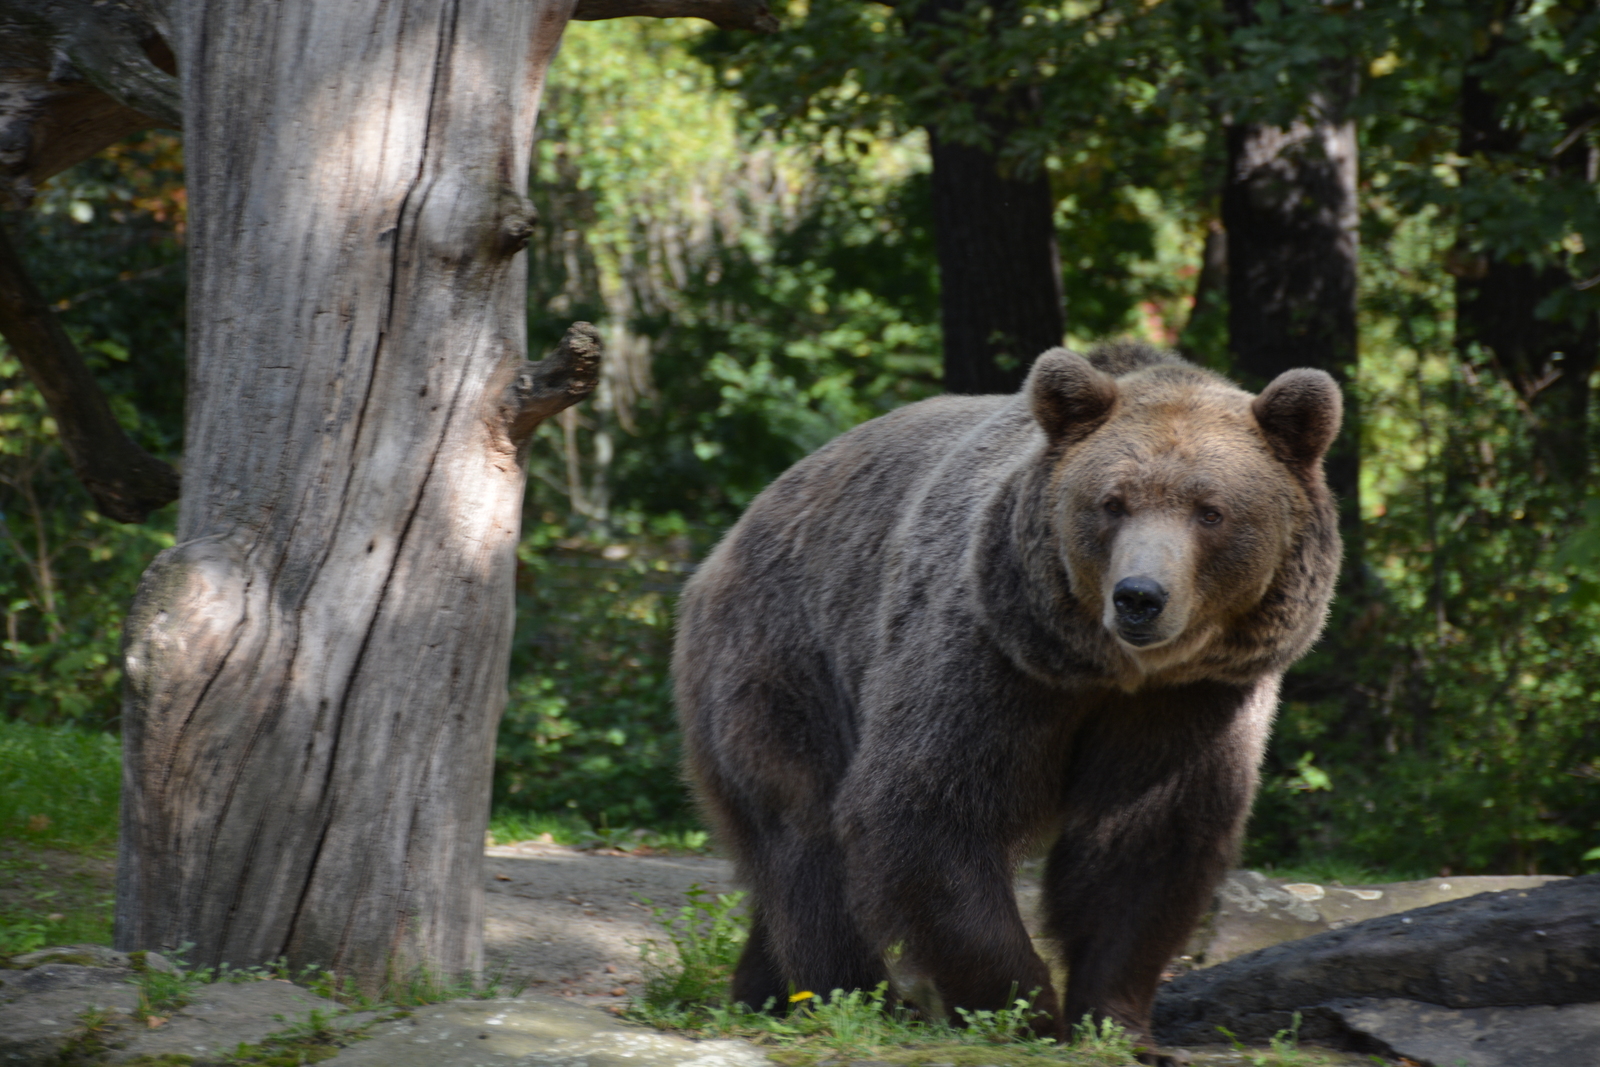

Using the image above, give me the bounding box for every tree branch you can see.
[0,0,180,206]
[571,0,779,33]
[498,321,603,448]
[0,217,180,522]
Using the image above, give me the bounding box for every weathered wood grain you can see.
[115,0,589,986]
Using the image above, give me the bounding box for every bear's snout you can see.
[1112,576,1168,639]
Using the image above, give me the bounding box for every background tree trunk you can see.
[905,0,1064,396]
[1220,0,1359,522]
[1221,115,1359,513]
[1454,12,1599,495]
[115,0,587,985]
[926,130,1064,395]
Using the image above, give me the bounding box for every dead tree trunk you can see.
[114,0,596,984]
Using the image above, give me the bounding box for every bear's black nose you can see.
[1112,577,1168,625]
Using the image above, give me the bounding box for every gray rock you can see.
[106,980,345,1063]
[1,963,128,998]
[1185,871,1565,966]
[323,994,771,1067]
[1153,874,1600,1046]
[0,982,140,1064]
[1324,998,1600,1067]
[6,945,133,971]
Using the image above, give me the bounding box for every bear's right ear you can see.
[1029,349,1118,445]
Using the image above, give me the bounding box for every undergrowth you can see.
[623,884,1147,1065]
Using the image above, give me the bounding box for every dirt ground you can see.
[481,842,1060,1000]
[482,840,740,997]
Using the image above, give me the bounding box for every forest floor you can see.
[7,836,1559,1065]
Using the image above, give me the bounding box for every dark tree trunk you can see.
[906,0,1064,396]
[114,0,593,987]
[1220,0,1359,523]
[1221,117,1359,513]
[1455,17,1599,494]
[926,131,1065,394]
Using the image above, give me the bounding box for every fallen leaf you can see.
[146,1016,168,1029]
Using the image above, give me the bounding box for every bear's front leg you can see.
[1043,679,1270,1044]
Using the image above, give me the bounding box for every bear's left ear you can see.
[1252,369,1343,472]
[1029,349,1118,445]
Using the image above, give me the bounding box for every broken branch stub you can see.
[501,321,602,447]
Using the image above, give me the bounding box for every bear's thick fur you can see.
[674,344,1341,1044]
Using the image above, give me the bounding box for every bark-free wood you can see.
[115,0,592,983]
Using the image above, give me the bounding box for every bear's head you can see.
[1027,348,1341,681]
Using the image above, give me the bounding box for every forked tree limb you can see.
[572,0,778,32]
[0,218,179,522]
[0,0,180,206]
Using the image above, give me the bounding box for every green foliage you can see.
[131,947,211,1022]
[497,530,688,826]
[1249,195,1600,876]
[1,130,184,732]
[635,884,749,1015]
[0,718,120,848]
[0,848,115,954]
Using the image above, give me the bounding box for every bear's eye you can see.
[1200,507,1224,525]
[1104,499,1126,517]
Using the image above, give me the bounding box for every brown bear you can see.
[673,343,1341,1053]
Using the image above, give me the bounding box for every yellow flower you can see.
[788,991,815,1003]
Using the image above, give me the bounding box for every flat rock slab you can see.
[0,968,341,1066]
[1326,998,1600,1067]
[1188,871,1565,966]
[106,980,345,1063]
[0,963,141,1064]
[323,994,771,1066]
[1154,874,1600,1047]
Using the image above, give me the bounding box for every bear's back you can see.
[677,391,1041,711]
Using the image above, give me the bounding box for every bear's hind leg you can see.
[743,828,888,1007]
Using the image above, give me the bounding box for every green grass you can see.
[0,718,120,849]
[625,884,1150,1066]
[1253,858,1434,886]
[0,719,120,955]
[487,807,712,853]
